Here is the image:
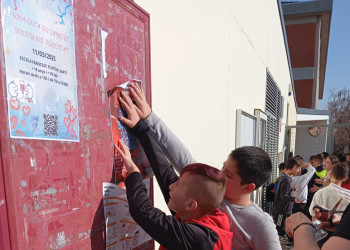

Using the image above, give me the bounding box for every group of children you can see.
[112,82,350,249]
[115,83,281,249]
[272,152,350,247]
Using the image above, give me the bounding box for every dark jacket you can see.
[306,164,325,216]
[332,203,350,240]
[308,165,325,191]
[274,175,295,215]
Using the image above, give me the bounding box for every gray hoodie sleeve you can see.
[144,111,197,172]
[291,165,316,201]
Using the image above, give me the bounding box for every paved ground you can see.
[281,244,294,249]
[281,241,294,249]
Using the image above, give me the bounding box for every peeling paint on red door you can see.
[0,0,152,249]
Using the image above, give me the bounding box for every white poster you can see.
[1,0,79,141]
[103,182,151,250]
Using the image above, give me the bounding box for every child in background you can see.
[346,153,350,163]
[309,163,350,216]
[290,156,316,214]
[309,162,350,247]
[274,157,302,241]
[315,155,339,187]
[306,154,326,217]
[273,163,287,196]
[342,161,350,190]
[266,163,286,204]
[309,155,315,167]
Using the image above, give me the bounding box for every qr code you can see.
[43,114,58,137]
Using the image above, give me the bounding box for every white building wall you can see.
[285,93,298,162]
[135,0,297,233]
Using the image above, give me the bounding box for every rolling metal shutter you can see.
[262,70,281,214]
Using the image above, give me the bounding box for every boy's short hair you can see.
[309,155,314,161]
[321,152,329,159]
[313,154,323,165]
[295,155,304,161]
[229,146,272,190]
[278,162,286,171]
[333,151,346,163]
[343,161,350,184]
[294,155,304,166]
[332,163,349,180]
[286,157,300,170]
[181,163,226,214]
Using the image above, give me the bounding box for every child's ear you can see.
[343,176,348,183]
[241,183,255,194]
[185,199,198,212]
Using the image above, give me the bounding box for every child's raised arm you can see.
[128,84,197,172]
[118,86,179,202]
[115,139,140,179]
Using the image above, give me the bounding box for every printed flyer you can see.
[1,0,79,141]
[103,182,152,250]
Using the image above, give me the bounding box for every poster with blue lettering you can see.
[1,0,79,141]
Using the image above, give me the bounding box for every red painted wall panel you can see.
[0,0,152,249]
[285,23,316,68]
[294,79,313,108]
[0,148,12,250]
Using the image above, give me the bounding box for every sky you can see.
[318,0,350,109]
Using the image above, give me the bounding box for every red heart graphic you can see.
[22,106,30,116]
[65,100,72,112]
[9,100,20,110]
[70,119,76,127]
[72,108,78,118]
[15,130,25,137]
[70,128,76,138]
[21,119,26,127]
[63,117,70,128]
[10,116,17,129]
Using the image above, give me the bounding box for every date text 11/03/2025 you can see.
[32,48,56,61]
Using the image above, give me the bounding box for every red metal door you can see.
[0,0,152,249]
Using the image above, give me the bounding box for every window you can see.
[235,110,257,147]
[255,109,267,150]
